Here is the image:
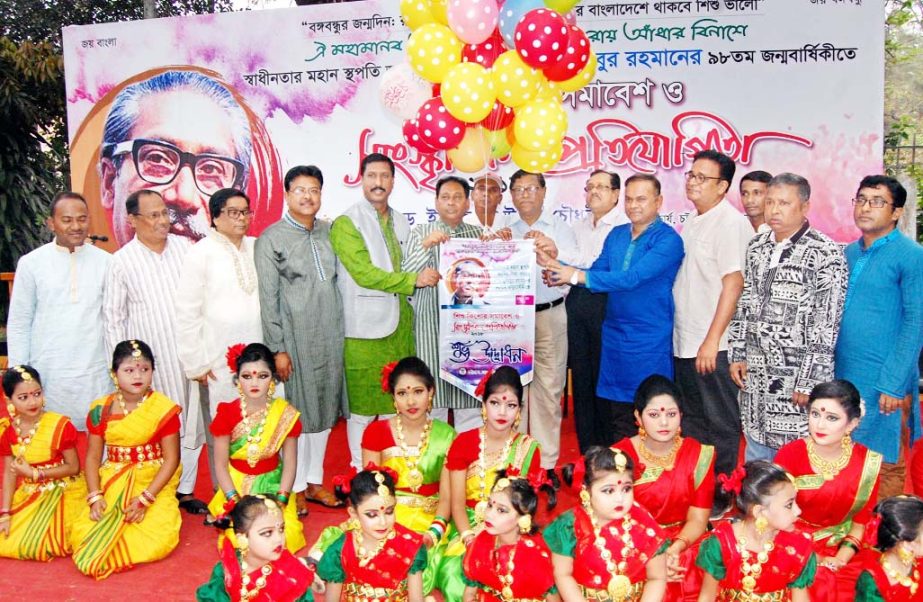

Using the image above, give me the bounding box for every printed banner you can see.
[63,0,883,251]
[438,240,535,394]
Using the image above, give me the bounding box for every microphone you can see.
[89,235,109,243]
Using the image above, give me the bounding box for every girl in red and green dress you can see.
[611,375,714,601]
[317,467,427,602]
[696,460,816,601]
[854,496,923,601]
[462,468,558,602]
[197,495,314,601]
[545,446,668,602]
[775,380,881,602]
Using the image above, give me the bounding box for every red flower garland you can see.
[474,368,495,398]
[225,343,247,374]
[380,361,398,394]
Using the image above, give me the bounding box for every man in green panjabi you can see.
[330,152,441,468]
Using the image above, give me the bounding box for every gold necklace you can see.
[807,437,853,480]
[496,539,518,601]
[881,553,920,594]
[637,434,682,469]
[583,498,634,600]
[12,413,41,463]
[355,529,394,567]
[116,390,150,416]
[240,399,269,468]
[475,428,514,522]
[736,532,774,593]
[239,559,272,601]
[394,416,432,492]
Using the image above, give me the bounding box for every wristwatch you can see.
[569,270,581,286]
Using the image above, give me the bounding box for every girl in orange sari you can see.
[612,375,714,601]
[855,496,923,601]
[775,380,881,602]
[0,365,84,560]
[207,343,305,553]
[70,340,182,579]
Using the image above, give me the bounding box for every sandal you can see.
[296,494,310,518]
[176,493,210,515]
[304,485,345,508]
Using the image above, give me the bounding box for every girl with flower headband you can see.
[206,343,305,553]
[774,380,881,601]
[611,374,715,601]
[461,468,558,602]
[545,446,667,602]
[436,365,541,602]
[0,365,86,560]
[853,495,923,600]
[197,494,315,601]
[70,340,182,578]
[696,460,816,601]
[361,357,456,595]
[316,466,427,602]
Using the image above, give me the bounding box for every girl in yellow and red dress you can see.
[0,365,85,560]
[696,461,817,601]
[317,466,427,602]
[461,468,558,602]
[197,495,315,602]
[774,380,881,602]
[545,446,668,602]
[611,374,714,601]
[854,496,923,601]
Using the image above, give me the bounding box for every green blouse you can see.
[317,533,428,583]
[543,510,669,558]
[696,535,816,588]
[195,561,314,601]
[854,571,885,602]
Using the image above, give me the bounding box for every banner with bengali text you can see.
[438,240,535,394]
[63,0,882,251]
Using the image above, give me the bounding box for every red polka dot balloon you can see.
[403,118,439,153]
[415,96,467,150]
[544,24,591,82]
[461,30,506,69]
[513,8,569,69]
[479,99,515,131]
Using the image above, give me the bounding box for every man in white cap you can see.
[465,172,508,231]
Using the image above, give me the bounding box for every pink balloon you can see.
[479,100,515,131]
[544,25,591,82]
[415,97,467,150]
[513,8,569,68]
[461,30,507,68]
[403,118,439,153]
[448,0,499,45]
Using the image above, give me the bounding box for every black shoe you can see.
[545,468,561,491]
[176,492,210,515]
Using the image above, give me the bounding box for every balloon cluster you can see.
[387,0,595,173]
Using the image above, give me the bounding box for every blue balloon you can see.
[498,0,544,49]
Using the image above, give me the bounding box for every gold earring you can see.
[346,518,360,532]
[517,514,532,534]
[899,544,915,565]
[267,380,276,399]
[513,413,521,430]
[110,371,119,388]
[481,405,487,422]
[236,382,244,400]
[755,516,768,535]
[237,533,249,554]
[6,403,15,417]
[579,488,591,506]
[638,425,647,438]
[842,432,852,446]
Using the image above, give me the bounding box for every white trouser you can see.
[293,429,332,492]
[347,413,394,469]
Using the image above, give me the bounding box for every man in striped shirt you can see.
[103,189,211,514]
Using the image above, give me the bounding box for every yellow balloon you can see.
[513,99,568,151]
[431,0,449,25]
[447,127,490,173]
[400,0,435,31]
[559,50,597,93]
[441,63,497,123]
[544,0,580,14]
[407,23,463,83]
[536,79,564,102]
[487,128,512,159]
[511,143,563,173]
[491,50,546,109]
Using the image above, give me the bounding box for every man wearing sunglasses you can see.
[99,70,252,246]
